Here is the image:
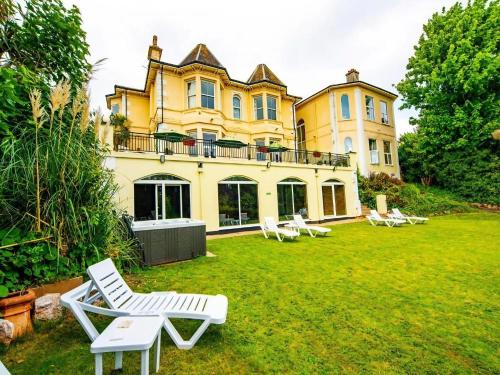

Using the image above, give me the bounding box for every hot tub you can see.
[131,219,206,266]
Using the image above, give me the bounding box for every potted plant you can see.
[313,151,321,157]
[183,138,196,147]
[0,289,36,339]
[110,114,130,148]
[257,146,269,153]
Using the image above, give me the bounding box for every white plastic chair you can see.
[61,258,228,350]
[260,216,300,241]
[366,210,406,227]
[390,208,429,224]
[292,215,331,237]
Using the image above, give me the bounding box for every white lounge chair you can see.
[366,210,406,227]
[292,215,331,237]
[61,258,228,350]
[390,208,429,224]
[261,216,300,241]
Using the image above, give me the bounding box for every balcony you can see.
[113,132,350,167]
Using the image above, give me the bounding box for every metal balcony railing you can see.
[113,132,350,167]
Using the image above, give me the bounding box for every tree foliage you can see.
[396,0,500,204]
[0,0,91,136]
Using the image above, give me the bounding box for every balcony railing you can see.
[113,132,350,167]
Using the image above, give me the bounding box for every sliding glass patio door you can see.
[321,179,347,217]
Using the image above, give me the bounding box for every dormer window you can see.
[267,95,277,120]
[233,95,241,119]
[201,80,215,109]
[254,95,264,120]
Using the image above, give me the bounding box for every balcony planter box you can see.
[257,146,269,153]
[0,289,36,339]
[183,138,196,147]
[313,151,321,157]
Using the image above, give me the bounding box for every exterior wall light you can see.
[160,154,165,163]
[198,162,203,168]
[266,162,271,169]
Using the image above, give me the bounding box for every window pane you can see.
[277,184,293,221]
[293,185,308,218]
[334,185,346,215]
[134,184,156,221]
[256,108,264,120]
[201,80,214,95]
[188,96,196,108]
[322,186,334,216]
[254,96,263,120]
[240,184,259,225]
[341,95,350,119]
[366,96,375,120]
[187,81,195,95]
[164,186,181,218]
[181,185,191,218]
[233,108,241,119]
[344,137,353,153]
[218,184,239,227]
[267,96,277,120]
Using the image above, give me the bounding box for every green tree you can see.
[396,0,500,203]
[0,0,91,136]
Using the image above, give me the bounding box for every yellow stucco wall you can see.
[110,67,297,149]
[296,84,400,177]
[109,152,358,232]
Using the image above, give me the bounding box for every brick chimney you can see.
[147,35,162,60]
[346,68,359,83]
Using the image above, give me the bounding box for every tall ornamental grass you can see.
[0,81,137,293]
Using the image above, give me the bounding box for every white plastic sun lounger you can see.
[261,216,300,241]
[390,208,429,224]
[61,258,228,350]
[292,215,331,237]
[366,210,406,227]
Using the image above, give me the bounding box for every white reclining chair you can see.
[61,258,228,350]
[366,210,406,227]
[260,216,299,241]
[390,208,429,224]
[292,215,331,237]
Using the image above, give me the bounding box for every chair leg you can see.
[163,318,211,350]
[140,349,149,375]
[155,331,161,372]
[95,354,103,375]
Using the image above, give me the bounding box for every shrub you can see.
[358,172,473,216]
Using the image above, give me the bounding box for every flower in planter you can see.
[313,151,321,157]
[183,138,196,146]
[258,146,269,153]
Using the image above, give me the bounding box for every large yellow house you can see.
[296,69,400,177]
[103,36,401,233]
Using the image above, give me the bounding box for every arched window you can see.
[218,176,258,227]
[344,137,353,152]
[277,178,308,220]
[322,179,346,217]
[134,174,190,221]
[341,94,350,119]
[233,95,241,119]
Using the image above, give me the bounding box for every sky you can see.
[63,0,461,137]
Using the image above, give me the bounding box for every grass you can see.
[2,213,499,374]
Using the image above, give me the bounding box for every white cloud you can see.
[63,0,461,137]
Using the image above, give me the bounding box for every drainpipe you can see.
[160,66,164,123]
[292,100,298,163]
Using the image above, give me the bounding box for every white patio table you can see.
[90,316,163,375]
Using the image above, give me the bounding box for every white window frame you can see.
[218,178,258,228]
[369,138,379,164]
[253,95,264,120]
[321,180,347,218]
[365,95,375,121]
[233,94,241,119]
[267,95,277,120]
[201,79,215,109]
[277,179,307,222]
[187,80,196,109]
[383,140,393,165]
[344,137,353,153]
[380,101,389,124]
[134,177,190,220]
[340,94,350,119]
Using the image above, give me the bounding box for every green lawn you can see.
[2,213,499,374]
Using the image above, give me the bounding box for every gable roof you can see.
[247,64,284,86]
[179,43,224,68]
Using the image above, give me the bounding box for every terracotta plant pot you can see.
[0,289,36,339]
